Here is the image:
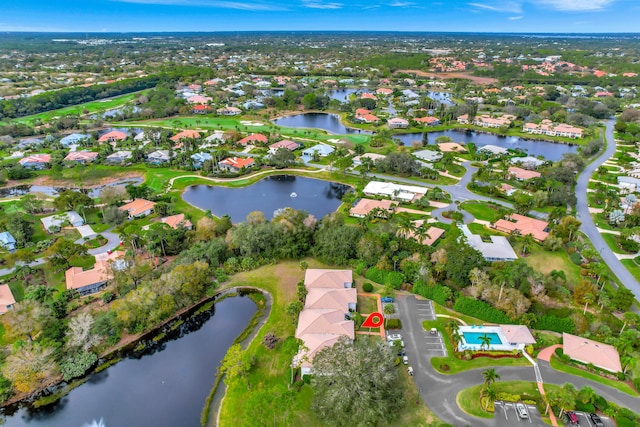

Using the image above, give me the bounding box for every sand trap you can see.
[239,121,264,126]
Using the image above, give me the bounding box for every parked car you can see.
[565,411,579,425]
[516,403,528,419]
[381,296,394,303]
[397,350,406,357]
[407,366,414,376]
[402,356,409,365]
[589,413,604,427]
[386,334,402,341]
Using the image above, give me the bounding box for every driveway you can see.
[575,119,640,301]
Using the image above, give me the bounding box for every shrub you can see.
[632,377,640,392]
[385,271,405,289]
[365,267,387,284]
[439,364,450,372]
[386,318,402,329]
[302,374,312,384]
[362,282,373,292]
[534,314,575,334]
[101,292,115,304]
[496,392,520,402]
[575,401,595,413]
[453,297,510,324]
[618,237,640,253]
[413,282,452,306]
[569,252,583,265]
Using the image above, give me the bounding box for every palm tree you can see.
[582,293,596,315]
[451,331,463,353]
[578,386,597,406]
[482,368,500,386]
[493,266,511,303]
[414,224,431,245]
[383,303,395,327]
[479,333,493,351]
[620,312,639,333]
[483,386,497,410]
[395,216,415,240]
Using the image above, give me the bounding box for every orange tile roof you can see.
[64,151,98,162]
[304,269,353,289]
[238,133,268,145]
[493,214,549,241]
[161,213,192,229]
[562,333,622,373]
[0,284,16,313]
[219,156,254,169]
[98,130,127,143]
[118,198,156,217]
[406,220,445,246]
[170,130,201,142]
[349,198,397,217]
[304,288,357,311]
[19,154,51,164]
[508,167,541,180]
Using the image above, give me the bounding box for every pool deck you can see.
[458,325,519,351]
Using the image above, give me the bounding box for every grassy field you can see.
[549,355,639,396]
[460,201,504,222]
[621,259,640,283]
[522,245,582,287]
[357,294,379,314]
[457,381,561,420]
[467,222,503,236]
[601,232,630,254]
[217,261,445,427]
[5,92,146,125]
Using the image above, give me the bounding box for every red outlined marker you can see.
[362,312,384,328]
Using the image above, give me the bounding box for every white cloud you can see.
[302,0,343,9]
[468,1,523,13]
[508,15,523,19]
[532,0,615,11]
[389,1,416,6]
[111,0,287,11]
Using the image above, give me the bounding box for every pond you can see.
[182,175,351,223]
[327,88,360,102]
[272,113,372,135]
[0,178,143,199]
[393,130,578,161]
[0,294,258,427]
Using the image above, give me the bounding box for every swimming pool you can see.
[461,332,503,345]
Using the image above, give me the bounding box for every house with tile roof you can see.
[414,116,441,126]
[562,333,622,373]
[218,156,255,172]
[301,143,335,158]
[119,199,156,219]
[238,133,268,146]
[19,154,51,169]
[190,152,212,169]
[105,150,132,165]
[0,284,16,314]
[0,231,17,252]
[349,198,398,218]
[405,220,445,246]
[388,117,409,129]
[217,106,242,116]
[65,251,125,296]
[41,211,84,233]
[269,140,300,155]
[60,133,90,147]
[508,166,541,181]
[98,130,127,144]
[170,130,201,142]
[493,214,549,242]
[161,213,193,230]
[64,151,99,164]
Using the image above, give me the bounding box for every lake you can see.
[272,113,372,135]
[0,295,258,427]
[182,175,351,223]
[327,88,359,102]
[393,130,577,161]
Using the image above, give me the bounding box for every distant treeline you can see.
[0,66,214,120]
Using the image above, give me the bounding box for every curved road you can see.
[575,119,640,301]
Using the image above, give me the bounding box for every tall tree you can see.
[312,336,403,427]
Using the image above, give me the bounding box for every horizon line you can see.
[2,30,640,35]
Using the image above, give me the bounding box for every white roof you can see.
[41,211,84,231]
[363,181,428,199]
[511,156,545,167]
[460,224,517,261]
[413,149,443,162]
[478,144,508,155]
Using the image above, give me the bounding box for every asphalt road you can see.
[575,119,640,301]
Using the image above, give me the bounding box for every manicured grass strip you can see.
[549,355,639,397]
[621,259,640,284]
[460,201,504,222]
[601,232,628,254]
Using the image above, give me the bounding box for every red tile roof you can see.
[98,130,127,143]
[64,151,98,162]
[238,133,268,145]
[19,154,51,165]
[170,130,201,142]
[219,156,255,169]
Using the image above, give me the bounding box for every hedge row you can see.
[412,282,452,306]
[533,314,575,334]
[364,267,405,289]
[470,352,522,360]
[453,297,511,324]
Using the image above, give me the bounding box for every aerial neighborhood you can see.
[0,30,638,427]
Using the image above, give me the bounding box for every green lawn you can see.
[460,201,504,222]
[621,259,640,283]
[601,232,628,254]
[8,91,146,125]
[357,294,379,314]
[549,355,639,396]
[467,222,504,236]
[522,245,582,287]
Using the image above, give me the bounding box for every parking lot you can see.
[562,411,615,427]
[494,402,546,427]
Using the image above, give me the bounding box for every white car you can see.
[516,403,528,419]
[402,356,409,365]
[387,334,402,341]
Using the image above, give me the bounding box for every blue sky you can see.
[1,0,638,33]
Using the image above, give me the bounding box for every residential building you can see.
[190,152,212,169]
[473,114,513,128]
[301,143,335,158]
[352,152,386,167]
[269,140,300,155]
[508,167,541,181]
[238,133,268,146]
[119,199,156,218]
[65,251,125,296]
[293,269,356,376]
[414,116,441,126]
[41,211,84,233]
[353,114,380,124]
[388,117,409,129]
[0,231,17,252]
[161,213,193,230]
[19,154,51,169]
[170,130,201,142]
[460,224,518,262]
[105,150,132,165]
[523,120,583,138]
[60,133,89,147]
[363,181,427,202]
[186,95,212,104]
[192,104,211,114]
[438,142,467,152]
[562,333,622,373]
[0,284,16,314]
[349,198,397,218]
[618,176,640,192]
[457,114,469,124]
[493,214,549,242]
[98,130,127,144]
[218,156,255,172]
[478,145,508,156]
[147,150,173,165]
[499,325,536,350]
[64,151,99,164]
[413,149,443,162]
[217,106,242,116]
[405,220,445,246]
[511,156,545,168]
